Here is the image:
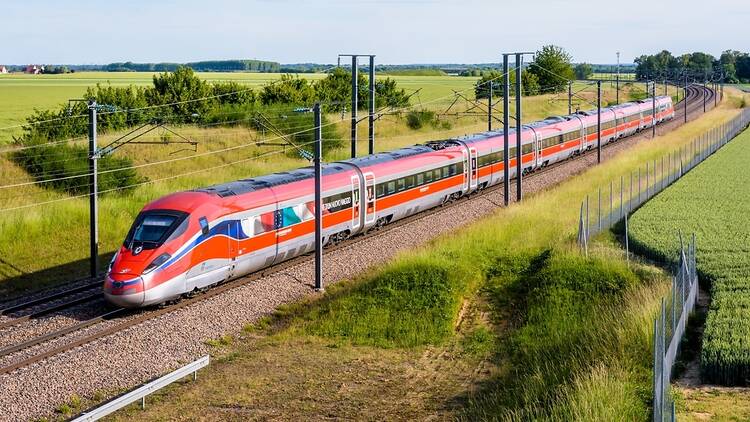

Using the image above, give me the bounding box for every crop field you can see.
[628,126,750,386]
[0,72,667,295]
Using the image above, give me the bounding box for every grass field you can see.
[629,125,750,386]
[72,85,750,422]
[0,72,674,295]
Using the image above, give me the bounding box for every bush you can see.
[301,256,474,348]
[12,138,144,195]
[405,110,437,130]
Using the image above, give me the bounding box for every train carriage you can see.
[106,95,675,307]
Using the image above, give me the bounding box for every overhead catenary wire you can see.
[0,66,521,191]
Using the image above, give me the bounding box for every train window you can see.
[441,167,449,178]
[507,148,515,159]
[387,181,396,194]
[397,178,405,192]
[522,143,533,154]
[448,164,457,176]
[322,192,353,214]
[250,212,276,235]
[405,175,415,189]
[424,170,433,183]
[376,184,385,198]
[416,173,424,185]
[456,161,464,173]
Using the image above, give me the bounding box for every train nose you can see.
[103,275,145,308]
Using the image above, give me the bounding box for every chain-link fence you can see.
[652,234,698,422]
[577,108,750,252]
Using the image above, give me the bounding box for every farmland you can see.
[0,72,675,296]
[629,126,750,386]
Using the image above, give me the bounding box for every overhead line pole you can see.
[597,81,602,164]
[88,101,99,279]
[685,75,688,124]
[313,103,323,292]
[503,54,510,206]
[368,55,376,155]
[514,52,533,202]
[488,81,493,131]
[652,81,657,138]
[339,54,376,157]
[351,56,358,158]
[568,81,572,114]
[616,51,620,105]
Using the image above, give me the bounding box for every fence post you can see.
[598,187,602,232]
[646,162,650,199]
[625,212,629,266]
[638,167,642,204]
[609,180,613,227]
[653,318,660,422]
[620,175,624,220]
[629,171,633,212]
[585,195,590,257]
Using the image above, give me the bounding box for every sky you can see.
[2,0,748,65]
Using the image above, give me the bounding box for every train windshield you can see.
[124,210,189,251]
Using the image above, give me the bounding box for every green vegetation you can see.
[527,45,575,93]
[104,59,281,73]
[101,95,749,421]
[634,49,750,83]
[575,63,594,80]
[0,74,704,297]
[629,127,750,386]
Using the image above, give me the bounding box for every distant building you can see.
[24,65,44,74]
[0,66,8,74]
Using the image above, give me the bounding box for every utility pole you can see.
[568,81,572,114]
[616,51,620,105]
[682,73,687,123]
[597,80,602,164]
[652,81,657,138]
[664,79,667,96]
[368,55,375,155]
[488,81,493,131]
[503,54,510,206]
[339,54,376,157]
[313,103,323,292]
[703,79,706,113]
[351,56,357,157]
[88,101,99,278]
[515,53,523,202]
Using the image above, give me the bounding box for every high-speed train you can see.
[104,96,674,307]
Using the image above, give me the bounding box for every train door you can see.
[227,220,239,278]
[364,172,376,225]
[461,148,469,189]
[534,131,543,169]
[469,147,478,189]
[351,176,361,232]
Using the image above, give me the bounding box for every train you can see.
[104,96,674,307]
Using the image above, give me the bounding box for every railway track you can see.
[0,85,716,377]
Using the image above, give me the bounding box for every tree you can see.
[146,66,214,123]
[528,45,575,93]
[574,63,593,80]
[474,70,541,99]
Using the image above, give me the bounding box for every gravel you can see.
[0,94,716,422]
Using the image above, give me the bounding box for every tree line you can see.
[104,59,281,73]
[635,50,750,83]
[15,67,410,195]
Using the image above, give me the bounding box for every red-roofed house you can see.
[25,65,44,74]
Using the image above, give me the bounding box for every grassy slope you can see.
[0,75,653,295]
[62,90,748,422]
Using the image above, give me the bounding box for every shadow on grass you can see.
[0,252,114,300]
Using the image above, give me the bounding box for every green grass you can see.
[94,90,749,422]
[629,126,750,386]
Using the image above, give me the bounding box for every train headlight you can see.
[143,253,171,274]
